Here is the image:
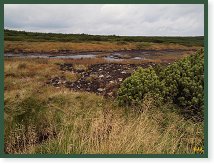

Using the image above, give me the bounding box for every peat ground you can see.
[47,62,168,97]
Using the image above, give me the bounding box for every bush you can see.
[117,66,163,106]
[160,50,204,116]
[117,50,204,117]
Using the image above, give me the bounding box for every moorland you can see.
[4,30,204,154]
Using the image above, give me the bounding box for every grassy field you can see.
[4,58,204,154]
[4,30,204,154]
[4,40,201,54]
[4,30,203,54]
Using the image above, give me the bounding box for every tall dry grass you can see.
[4,41,201,54]
[4,58,204,154]
[31,94,203,154]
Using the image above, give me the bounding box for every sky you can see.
[4,4,204,36]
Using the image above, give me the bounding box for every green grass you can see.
[4,58,204,154]
[4,29,204,46]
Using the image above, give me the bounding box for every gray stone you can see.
[118,78,123,82]
[97,88,105,92]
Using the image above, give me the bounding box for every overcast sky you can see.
[4,4,204,36]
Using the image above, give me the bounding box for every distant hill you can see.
[4,29,204,46]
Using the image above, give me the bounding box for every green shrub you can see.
[4,29,204,46]
[117,50,204,117]
[160,50,204,115]
[117,66,163,106]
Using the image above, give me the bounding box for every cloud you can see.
[4,4,204,36]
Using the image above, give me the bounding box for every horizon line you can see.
[4,29,204,37]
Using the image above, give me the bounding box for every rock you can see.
[107,92,113,96]
[97,88,105,92]
[48,63,153,97]
[118,78,123,82]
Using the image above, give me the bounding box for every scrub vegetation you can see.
[5,29,204,46]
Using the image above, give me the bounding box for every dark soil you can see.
[47,62,167,97]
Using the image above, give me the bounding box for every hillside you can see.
[4,29,204,47]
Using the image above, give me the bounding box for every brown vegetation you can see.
[4,58,204,154]
[4,41,201,54]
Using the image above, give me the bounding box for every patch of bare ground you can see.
[47,62,170,97]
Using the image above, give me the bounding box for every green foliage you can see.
[117,66,163,106]
[117,50,204,117]
[14,97,47,125]
[4,29,204,46]
[160,50,204,115]
[4,96,63,153]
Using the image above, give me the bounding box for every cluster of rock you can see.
[48,63,151,97]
